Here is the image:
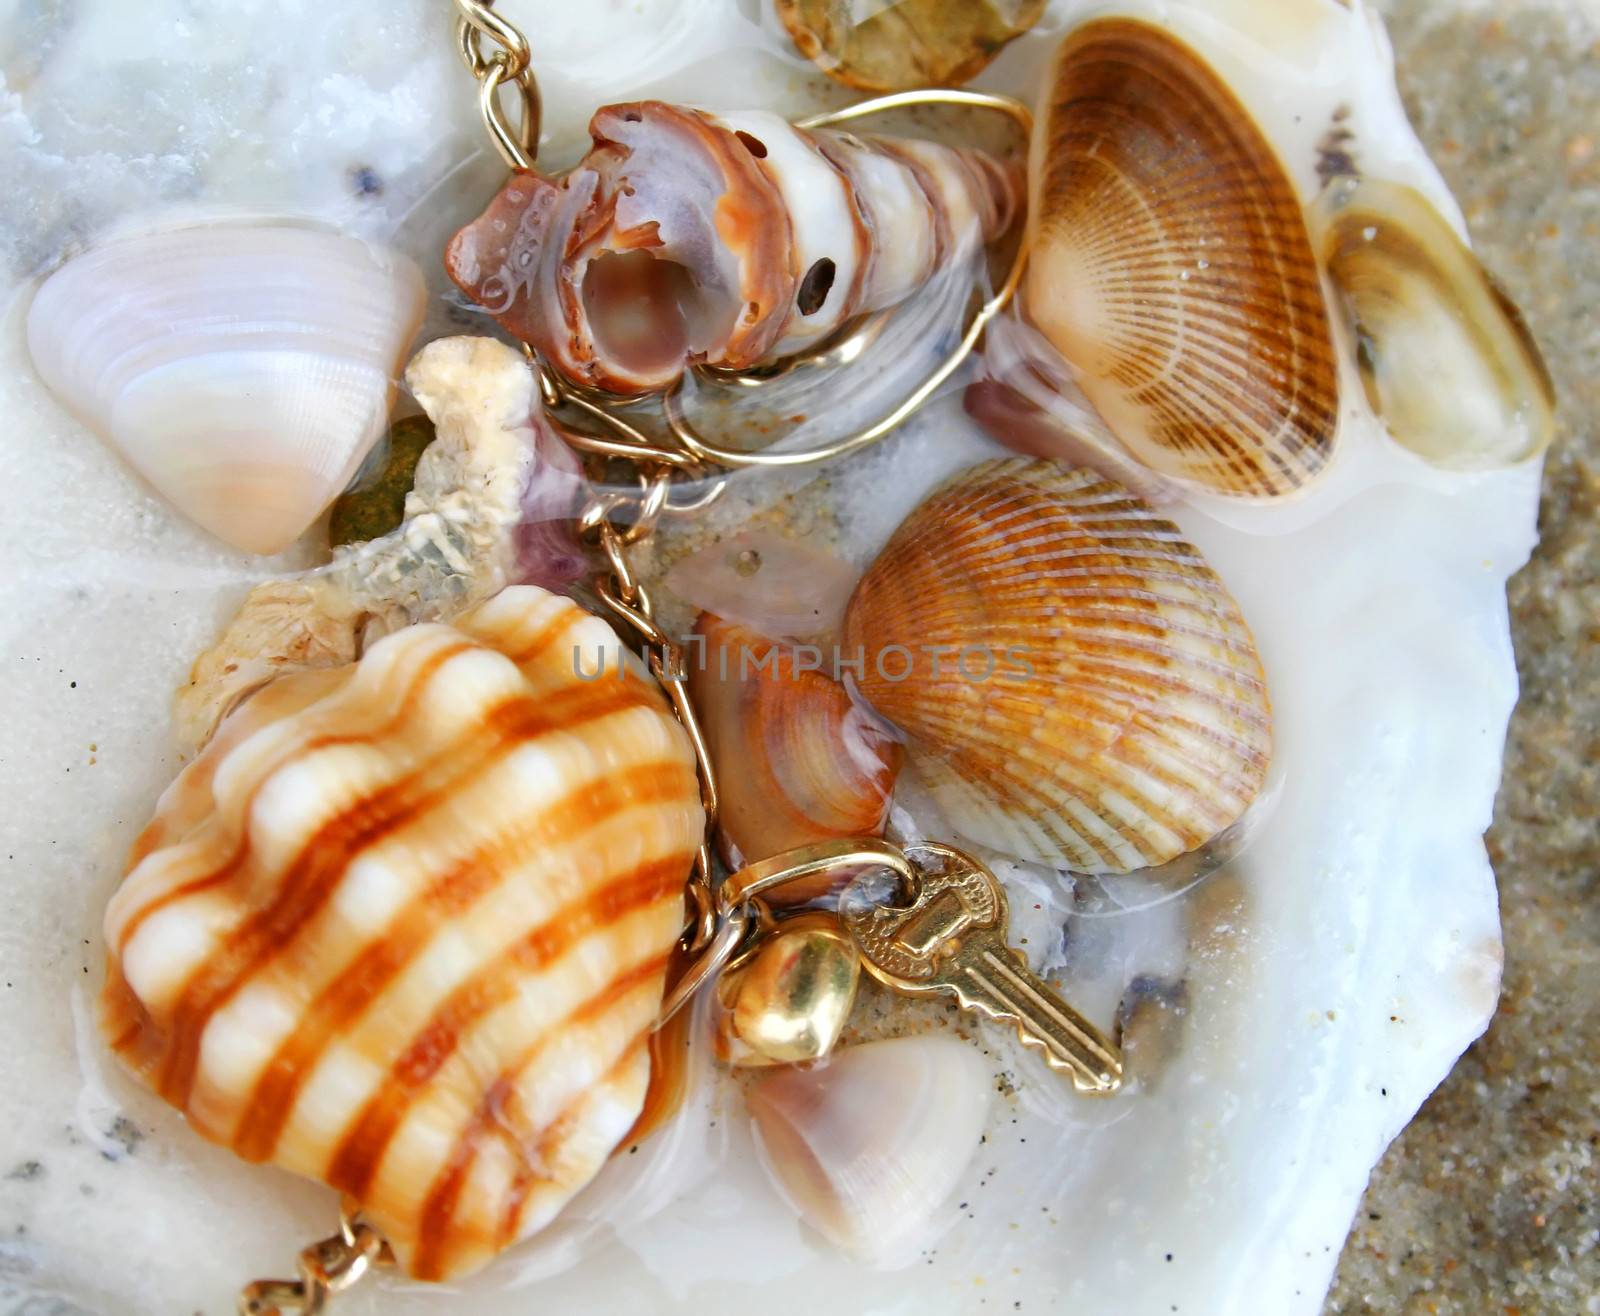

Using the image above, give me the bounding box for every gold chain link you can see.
[455,0,541,170]
[579,469,723,963]
[238,1206,390,1315]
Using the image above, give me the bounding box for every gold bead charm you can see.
[719,912,862,1066]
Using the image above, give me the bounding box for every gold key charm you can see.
[840,843,1123,1095]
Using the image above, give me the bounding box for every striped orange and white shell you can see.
[98,585,705,1281]
[841,459,1271,872]
[1024,19,1340,499]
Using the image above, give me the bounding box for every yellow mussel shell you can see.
[1311,174,1556,470]
[775,0,1046,93]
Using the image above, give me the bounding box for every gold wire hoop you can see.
[661,88,1033,469]
[455,0,531,76]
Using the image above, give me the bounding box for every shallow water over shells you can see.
[0,1,1543,1314]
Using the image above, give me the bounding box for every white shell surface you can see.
[748,1036,993,1262]
[708,111,863,351]
[0,3,1546,1316]
[26,224,426,555]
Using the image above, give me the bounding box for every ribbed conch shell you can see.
[26,223,426,554]
[1025,20,1340,499]
[841,458,1272,872]
[748,1036,992,1261]
[100,585,705,1281]
[446,101,1020,396]
[174,336,585,752]
[688,614,901,898]
[1311,175,1556,470]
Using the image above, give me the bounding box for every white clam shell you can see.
[747,1035,993,1262]
[26,223,426,555]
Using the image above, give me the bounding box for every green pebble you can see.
[328,415,436,547]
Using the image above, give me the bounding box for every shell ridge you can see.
[408,952,669,1278]
[133,655,668,1107]
[111,634,482,975]
[845,457,1270,872]
[1027,20,1338,497]
[231,764,693,1165]
[158,684,603,1111]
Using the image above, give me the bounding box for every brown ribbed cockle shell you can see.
[99,586,705,1281]
[1025,19,1340,499]
[842,459,1272,872]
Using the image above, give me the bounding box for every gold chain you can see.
[238,1206,389,1316]
[455,0,541,170]
[575,458,724,966]
[242,7,1024,1309]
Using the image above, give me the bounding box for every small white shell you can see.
[27,223,426,555]
[747,1035,993,1261]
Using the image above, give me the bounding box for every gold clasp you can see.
[654,839,918,1028]
[238,1205,390,1315]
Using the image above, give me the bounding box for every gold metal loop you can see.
[557,411,702,470]
[794,86,1031,132]
[652,656,718,829]
[682,871,716,953]
[237,1209,389,1315]
[454,0,540,170]
[577,490,627,540]
[455,0,532,78]
[662,89,1032,469]
[478,53,539,173]
[655,839,917,1029]
[697,309,894,389]
[663,472,730,516]
[593,577,671,649]
[605,535,639,602]
[547,379,704,470]
[721,896,783,978]
[718,838,916,915]
[622,468,673,545]
[656,902,749,1027]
